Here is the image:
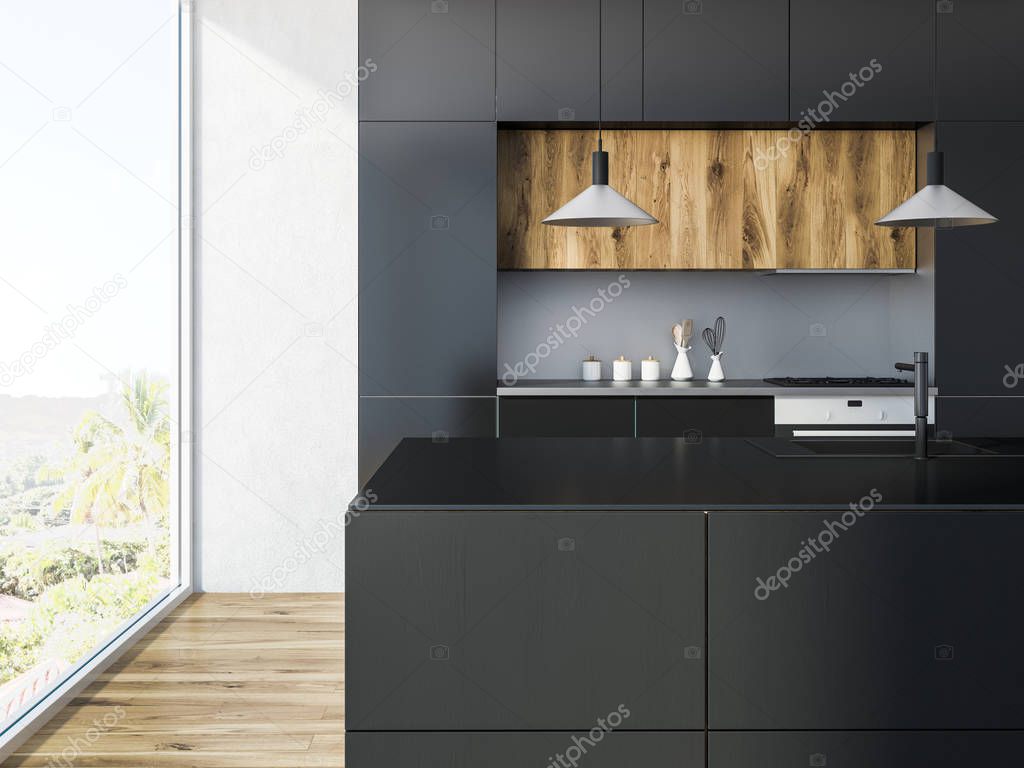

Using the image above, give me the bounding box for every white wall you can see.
[195,0,358,591]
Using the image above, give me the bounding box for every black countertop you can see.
[357,437,1024,511]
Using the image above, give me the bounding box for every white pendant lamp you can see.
[876,151,996,228]
[875,11,996,229]
[543,0,657,228]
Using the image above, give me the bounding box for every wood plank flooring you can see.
[9,593,344,767]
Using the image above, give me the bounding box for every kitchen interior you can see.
[358,0,1022,480]
[351,1,1024,767]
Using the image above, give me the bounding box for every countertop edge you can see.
[496,380,939,397]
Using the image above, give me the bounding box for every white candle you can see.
[581,356,601,381]
[612,356,632,381]
[641,356,660,381]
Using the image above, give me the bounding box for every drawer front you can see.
[498,396,634,437]
[774,395,934,426]
[710,731,1024,768]
[350,732,704,768]
[636,397,773,438]
[347,512,705,730]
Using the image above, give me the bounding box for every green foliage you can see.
[41,372,171,537]
[0,540,153,599]
[0,372,174,686]
[0,567,160,684]
[0,455,49,499]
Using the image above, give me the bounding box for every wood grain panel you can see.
[498,129,916,270]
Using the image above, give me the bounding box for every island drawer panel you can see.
[349,731,704,767]
[709,511,1024,729]
[347,511,706,730]
[498,396,635,437]
[709,731,1024,767]
[636,396,773,438]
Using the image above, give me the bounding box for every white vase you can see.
[671,344,693,381]
[707,353,725,382]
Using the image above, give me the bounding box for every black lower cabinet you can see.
[709,512,1024,729]
[350,732,704,767]
[709,731,1024,768]
[347,512,705,730]
[359,397,495,486]
[498,397,634,437]
[636,397,773,438]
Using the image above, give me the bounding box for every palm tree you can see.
[39,372,171,570]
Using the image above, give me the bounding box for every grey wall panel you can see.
[359,0,495,120]
[497,271,932,381]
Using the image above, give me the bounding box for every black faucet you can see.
[895,352,929,460]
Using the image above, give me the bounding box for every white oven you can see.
[774,394,936,437]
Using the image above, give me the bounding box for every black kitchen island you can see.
[356,436,1024,510]
[347,438,1024,767]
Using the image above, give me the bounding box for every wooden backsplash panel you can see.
[497,129,916,270]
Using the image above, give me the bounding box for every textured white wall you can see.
[195,0,358,591]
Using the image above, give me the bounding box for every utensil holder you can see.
[671,345,693,381]
[707,353,725,382]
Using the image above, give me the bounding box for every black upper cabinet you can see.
[789,0,933,121]
[359,0,495,120]
[935,123,1024,401]
[601,0,644,121]
[644,0,788,121]
[496,0,642,121]
[709,511,1024,729]
[358,122,496,396]
[348,511,706,730]
[938,1,1024,120]
[497,0,599,122]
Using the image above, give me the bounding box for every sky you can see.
[0,0,179,398]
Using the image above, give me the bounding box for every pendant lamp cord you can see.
[598,0,602,150]
[933,5,939,150]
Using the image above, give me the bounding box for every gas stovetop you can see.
[763,376,912,387]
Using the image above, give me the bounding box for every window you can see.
[0,0,190,743]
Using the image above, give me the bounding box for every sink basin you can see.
[748,437,995,458]
[792,438,990,456]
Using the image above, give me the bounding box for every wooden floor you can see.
[10,593,344,767]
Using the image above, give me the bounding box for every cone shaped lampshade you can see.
[876,151,997,228]
[543,144,658,227]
